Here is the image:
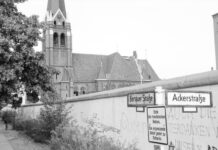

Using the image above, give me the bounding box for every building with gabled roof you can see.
[43,0,159,99]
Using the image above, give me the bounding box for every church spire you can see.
[47,0,66,18]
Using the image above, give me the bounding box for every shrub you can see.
[38,102,71,141]
[13,118,46,142]
[14,102,71,143]
[1,110,16,124]
[50,119,139,150]
[13,118,25,131]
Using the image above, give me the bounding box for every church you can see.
[43,0,159,99]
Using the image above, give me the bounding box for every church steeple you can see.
[44,0,74,99]
[47,0,66,18]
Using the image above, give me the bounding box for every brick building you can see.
[43,0,159,99]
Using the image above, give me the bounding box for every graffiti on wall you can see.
[120,112,147,135]
[167,106,218,150]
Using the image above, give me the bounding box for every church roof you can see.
[47,0,66,18]
[72,52,159,82]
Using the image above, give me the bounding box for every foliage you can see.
[13,118,46,142]
[38,101,71,140]
[14,102,71,143]
[0,0,57,108]
[50,119,139,150]
[1,109,16,124]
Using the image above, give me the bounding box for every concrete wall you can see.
[19,70,218,150]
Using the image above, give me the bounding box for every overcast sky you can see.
[17,0,218,79]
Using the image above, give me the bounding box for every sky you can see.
[17,0,218,79]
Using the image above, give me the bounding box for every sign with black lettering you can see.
[147,106,168,145]
[166,91,212,107]
[127,92,155,107]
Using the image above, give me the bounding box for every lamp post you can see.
[169,142,175,150]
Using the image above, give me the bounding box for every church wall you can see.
[96,80,150,92]
[73,82,96,95]
[20,71,218,150]
[53,51,68,66]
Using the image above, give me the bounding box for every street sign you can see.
[147,106,168,145]
[127,92,155,107]
[166,91,212,107]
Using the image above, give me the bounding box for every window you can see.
[74,86,79,96]
[80,87,86,95]
[62,21,65,27]
[53,32,58,47]
[60,33,65,46]
[74,91,78,96]
[54,20,56,25]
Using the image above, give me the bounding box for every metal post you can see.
[155,86,166,150]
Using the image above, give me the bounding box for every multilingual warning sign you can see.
[147,106,168,145]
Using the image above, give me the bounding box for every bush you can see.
[38,102,71,141]
[1,110,16,124]
[50,119,139,150]
[13,118,25,131]
[14,102,71,143]
[13,118,46,142]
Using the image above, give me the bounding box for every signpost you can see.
[127,92,155,107]
[166,91,212,107]
[147,106,168,145]
[127,89,213,149]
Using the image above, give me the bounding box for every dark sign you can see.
[127,92,155,107]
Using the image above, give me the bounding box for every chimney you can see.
[133,51,137,59]
[212,13,218,70]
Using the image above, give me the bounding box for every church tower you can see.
[43,0,74,99]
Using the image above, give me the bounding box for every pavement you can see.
[0,120,14,150]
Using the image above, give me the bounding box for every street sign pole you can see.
[155,86,165,105]
[154,86,167,150]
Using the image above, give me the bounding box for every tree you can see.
[0,0,58,108]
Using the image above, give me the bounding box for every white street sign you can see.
[166,91,212,107]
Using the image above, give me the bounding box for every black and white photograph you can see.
[0,0,218,149]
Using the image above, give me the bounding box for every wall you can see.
[19,71,218,150]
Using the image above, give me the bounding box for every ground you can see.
[0,121,50,150]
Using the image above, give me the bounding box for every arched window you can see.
[60,33,65,46]
[54,20,56,25]
[74,91,78,96]
[62,21,65,27]
[80,87,86,94]
[110,84,116,89]
[74,86,79,96]
[53,32,58,47]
